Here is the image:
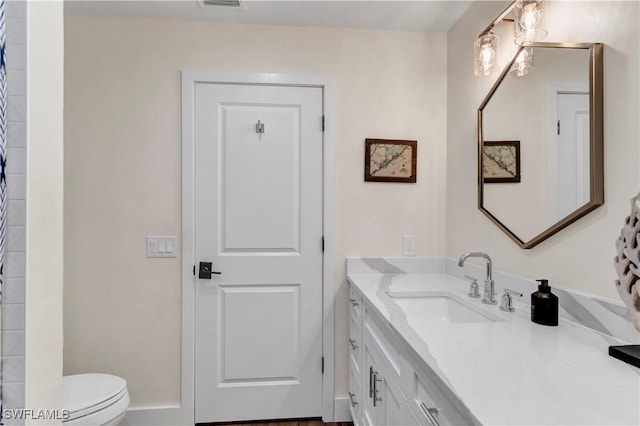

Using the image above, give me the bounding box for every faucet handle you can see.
[464,275,481,298]
[499,288,523,312]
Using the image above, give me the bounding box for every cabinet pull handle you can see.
[348,338,358,350]
[373,374,382,407]
[348,392,358,407]
[369,366,375,398]
[419,402,440,426]
[349,297,359,307]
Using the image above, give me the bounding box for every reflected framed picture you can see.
[482,141,521,183]
[364,138,417,183]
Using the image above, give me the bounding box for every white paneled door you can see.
[193,82,324,423]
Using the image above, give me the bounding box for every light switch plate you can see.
[147,236,178,258]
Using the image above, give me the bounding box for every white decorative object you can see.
[614,193,640,332]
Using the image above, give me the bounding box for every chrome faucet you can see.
[458,252,497,304]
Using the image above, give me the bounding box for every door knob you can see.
[199,262,221,279]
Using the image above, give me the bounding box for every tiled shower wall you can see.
[2,0,27,422]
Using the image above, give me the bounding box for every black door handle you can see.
[199,262,221,279]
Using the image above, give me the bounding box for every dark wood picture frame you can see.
[482,141,521,183]
[364,139,417,183]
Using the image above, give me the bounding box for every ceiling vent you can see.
[200,0,242,7]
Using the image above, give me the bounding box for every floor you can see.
[205,419,353,426]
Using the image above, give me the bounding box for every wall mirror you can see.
[478,42,603,249]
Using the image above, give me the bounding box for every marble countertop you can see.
[347,268,640,425]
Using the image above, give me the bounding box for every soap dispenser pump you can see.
[531,279,558,326]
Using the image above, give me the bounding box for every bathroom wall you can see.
[63,17,447,407]
[447,1,640,299]
[24,1,64,422]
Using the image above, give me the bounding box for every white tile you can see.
[3,278,25,303]
[6,18,26,45]
[7,95,26,123]
[2,330,25,356]
[6,1,26,19]
[7,199,26,226]
[6,252,25,278]
[8,121,27,147]
[3,304,25,330]
[2,382,25,409]
[2,356,25,383]
[7,173,26,200]
[7,226,26,251]
[7,69,26,96]
[7,148,26,174]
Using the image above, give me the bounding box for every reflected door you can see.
[194,83,324,422]
[551,92,590,221]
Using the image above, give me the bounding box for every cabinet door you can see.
[361,343,378,426]
[376,369,406,426]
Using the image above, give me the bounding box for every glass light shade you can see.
[509,46,535,77]
[514,0,547,44]
[474,33,500,76]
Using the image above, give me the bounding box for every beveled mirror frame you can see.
[477,42,604,249]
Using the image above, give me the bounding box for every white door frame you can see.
[180,71,335,425]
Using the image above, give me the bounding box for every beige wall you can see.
[447,1,640,299]
[63,17,447,407]
[26,1,64,422]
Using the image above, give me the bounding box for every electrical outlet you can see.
[403,235,416,256]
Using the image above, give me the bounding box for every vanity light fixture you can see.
[474,0,547,78]
[514,0,547,44]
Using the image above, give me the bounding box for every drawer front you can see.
[348,281,362,322]
[408,366,475,426]
[349,314,362,376]
[404,403,423,426]
[349,361,362,425]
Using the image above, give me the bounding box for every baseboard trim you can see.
[333,396,352,422]
[123,405,183,426]
[124,399,351,425]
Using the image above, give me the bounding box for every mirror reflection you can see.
[480,44,599,246]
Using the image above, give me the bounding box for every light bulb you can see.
[514,0,547,44]
[474,33,500,76]
[509,46,534,77]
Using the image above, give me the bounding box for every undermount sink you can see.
[387,291,504,324]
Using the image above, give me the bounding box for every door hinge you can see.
[322,236,325,252]
[557,120,560,135]
[322,356,325,374]
[193,265,196,276]
[322,115,325,132]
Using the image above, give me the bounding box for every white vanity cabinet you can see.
[348,285,363,423]
[348,281,476,426]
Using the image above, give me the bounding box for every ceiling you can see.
[64,1,473,32]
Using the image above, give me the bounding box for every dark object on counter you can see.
[609,345,640,368]
[531,279,559,326]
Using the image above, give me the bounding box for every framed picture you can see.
[482,141,521,183]
[364,139,417,183]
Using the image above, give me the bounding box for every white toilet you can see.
[63,374,130,426]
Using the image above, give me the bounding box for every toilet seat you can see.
[63,374,129,425]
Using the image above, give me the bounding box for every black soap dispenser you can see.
[531,279,558,326]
